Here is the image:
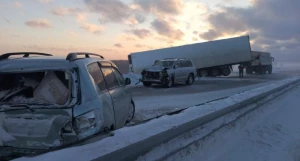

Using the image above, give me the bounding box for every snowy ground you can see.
[123,72,142,86]
[132,82,272,122]
[163,82,300,161]
[124,70,300,123]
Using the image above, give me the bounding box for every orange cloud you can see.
[14,1,22,8]
[52,7,82,16]
[127,28,151,39]
[69,32,77,37]
[80,23,104,34]
[38,0,52,3]
[25,19,52,28]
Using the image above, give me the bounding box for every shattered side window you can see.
[87,62,107,91]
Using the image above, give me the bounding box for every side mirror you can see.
[125,78,131,85]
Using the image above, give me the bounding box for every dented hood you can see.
[145,66,169,72]
[0,108,76,149]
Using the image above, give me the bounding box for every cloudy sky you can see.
[0,0,299,60]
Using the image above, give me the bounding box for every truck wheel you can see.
[186,74,194,85]
[268,69,272,74]
[143,82,151,87]
[222,68,231,76]
[200,70,208,77]
[268,66,272,74]
[263,69,267,74]
[212,69,219,77]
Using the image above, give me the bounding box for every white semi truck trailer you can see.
[128,35,253,77]
[246,51,274,74]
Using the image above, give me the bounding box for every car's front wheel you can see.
[163,76,173,88]
[126,101,135,123]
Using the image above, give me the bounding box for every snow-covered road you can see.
[131,69,300,122]
[133,82,272,122]
[165,83,300,161]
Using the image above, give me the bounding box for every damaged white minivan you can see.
[0,52,135,153]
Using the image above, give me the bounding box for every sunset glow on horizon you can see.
[0,0,299,60]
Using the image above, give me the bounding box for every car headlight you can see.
[75,111,96,132]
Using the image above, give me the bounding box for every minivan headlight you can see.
[75,111,96,132]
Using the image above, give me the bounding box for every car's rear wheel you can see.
[126,101,135,123]
[186,74,194,85]
[143,82,151,87]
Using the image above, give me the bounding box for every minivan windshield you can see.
[153,60,175,68]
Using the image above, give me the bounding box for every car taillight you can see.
[75,111,96,132]
[61,121,73,133]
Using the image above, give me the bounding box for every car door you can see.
[112,67,131,119]
[174,60,183,81]
[180,60,189,79]
[187,60,196,76]
[101,67,128,129]
[87,62,115,130]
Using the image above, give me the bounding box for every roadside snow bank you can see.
[123,72,142,86]
[164,83,300,161]
[14,76,300,161]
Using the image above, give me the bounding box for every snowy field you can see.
[163,82,300,161]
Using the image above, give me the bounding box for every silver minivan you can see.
[0,52,135,153]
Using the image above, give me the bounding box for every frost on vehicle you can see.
[0,70,76,150]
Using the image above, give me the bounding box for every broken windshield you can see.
[0,71,71,107]
[153,60,175,68]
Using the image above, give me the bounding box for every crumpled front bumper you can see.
[142,76,170,84]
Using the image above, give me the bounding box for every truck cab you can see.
[246,51,274,74]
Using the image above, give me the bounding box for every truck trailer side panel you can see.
[129,36,252,74]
